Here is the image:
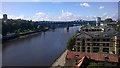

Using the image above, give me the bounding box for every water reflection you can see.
[2,26,79,66]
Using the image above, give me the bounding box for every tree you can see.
[67,36,76,50]
[87,62,104,68]
[116,25,120,32]
[104,18,113,24]
[74,30,80,37]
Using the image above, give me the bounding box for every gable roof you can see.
[66,51,119,63]
[76,31,93,38]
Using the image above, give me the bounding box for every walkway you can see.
[51,50,68,66]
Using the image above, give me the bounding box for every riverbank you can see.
[51,50,67,67]
[2,29,49,42]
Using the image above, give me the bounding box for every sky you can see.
[1,2,118,21]
[1,0,120,2]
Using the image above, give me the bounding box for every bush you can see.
[67,36,76,50]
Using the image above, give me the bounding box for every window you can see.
[87,39,90,41]
[106,43,109,46]
[82,49,85,52]
[93,39,96,41]
[87,47,90,52]
[103,43,105,46]
[103,39,105,41]
[103,43,109,47]
[77,42,80,45]
[97,43,99,46]
[92,29,94,31]
[87,43,90,46]
[77,38,80,41]
[106,39,110,41]
[86,29,88,32]
[96,39,100,41]
[103,39,110,41]
[87,47,90,49]
[89,29,91,31]
[93,47,99,52]
[82,47,85,52]
[93,43,96,46]
[82,39,85,46]
[93,43,99,46]
[94,34,99,37]
[82,47,85,49]
[103,34,109,38]
[77,47,80,52]
[87,50,90,52]
[103,48,109,52]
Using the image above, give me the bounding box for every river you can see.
[2,26,80,66]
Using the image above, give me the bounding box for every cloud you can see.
[61,10,74,20]
[99,6,104,9]
[0,15,2,19]
[80,3,90,7]
[0,14,30,20]
[7,15,25,19]
[100,12,118,20]
[3,10,117,21]
[32,12,50,21]
[31,10,99,21]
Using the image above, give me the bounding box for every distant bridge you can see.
[35,20,97,27]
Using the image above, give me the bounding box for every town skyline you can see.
[1,2,118,21]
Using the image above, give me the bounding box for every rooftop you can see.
[77,25,119,39]
[66,51,120,63]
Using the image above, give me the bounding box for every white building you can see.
[96,17,101,26]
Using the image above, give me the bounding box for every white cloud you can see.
[7,15,25,19]
[32,12,50,21]
[0,14,31,20]
[32,10,78,21]
[100,12,118,20]
[2,10,118,21]
[16,15,25,19]
[99,6,104,9]
[80,3,90,7]
[103,13,107,16]
[31,10,99,21]
[0,15,2,19]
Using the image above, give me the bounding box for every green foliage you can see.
[104,18,113,24]
[66,30,79,50]
[2,19,42,36]
[74,30,80,36]
[67,36,76,50]
[116,25,120,32]
[87,62,104,68]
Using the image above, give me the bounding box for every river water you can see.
[2,26,80,66]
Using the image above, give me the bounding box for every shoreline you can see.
[51,49,67,67]
[2,29,49,42]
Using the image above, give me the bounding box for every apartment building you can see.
[74,25,120,54]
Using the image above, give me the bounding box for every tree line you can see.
[2,19,42,36]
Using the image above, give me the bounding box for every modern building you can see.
[3,14,7,20]
[74,25,120,54]
[3,14,8,23]
[96,17,101,26]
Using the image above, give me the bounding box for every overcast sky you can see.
[1,2,118,21]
